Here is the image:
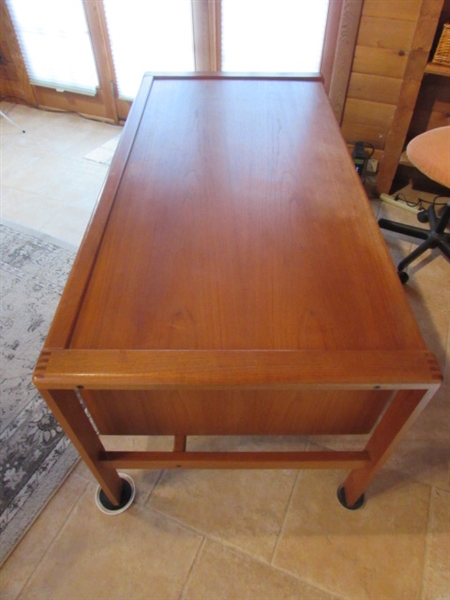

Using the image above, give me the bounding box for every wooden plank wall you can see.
[340,0,445,193]
[341,1,422,154]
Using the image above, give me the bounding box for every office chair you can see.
[378,126,450,284]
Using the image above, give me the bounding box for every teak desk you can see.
[34,75,442,512]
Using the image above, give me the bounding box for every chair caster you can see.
[398,271,409,284]
[337,485,365,510]
[417,209,429,223]
[95,473,136,515]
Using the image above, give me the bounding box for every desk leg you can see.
[339,388,433,509]
[40,389,124,506]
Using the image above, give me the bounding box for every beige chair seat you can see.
[406,126,450,189]
[378,126,450,283]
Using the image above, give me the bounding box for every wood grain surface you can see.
[63,77,424,354]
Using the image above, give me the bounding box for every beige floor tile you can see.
[2,152,106,202]
[1,103,115,248]
[1,474,88,600]
[1,138,40,174]
[422,487,450,600]
[1,186,62,232]
[54,122,120,160]
[382,438,449,494]
[1,103,70,135]
[183,538,339,600]
[1,103,119,158]
[148,436,304,562]
[149,468,298,562]
[36,203,97,247]
[18,484,202,600]
[273,469,431,600]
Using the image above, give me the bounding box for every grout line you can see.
[178,536,207,600]
[145,468,167,504]
[14,475,90,600]
[196,532,347,600]
[419,484,434,600]
[144,504,209,541]
[147,494,347,600]
[269,467,300,566]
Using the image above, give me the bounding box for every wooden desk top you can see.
[47,76,426,357]
[34,77,441,513]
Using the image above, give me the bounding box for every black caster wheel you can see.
[417,209,429,223]
[398,271,409,285]
[337,485,365,510]
[95,473,136,515]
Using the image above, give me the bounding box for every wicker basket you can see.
[432,23,450,66]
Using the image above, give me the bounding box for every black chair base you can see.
[378,201,450,283]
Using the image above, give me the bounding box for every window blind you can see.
[103,0,195,101]
[6,0,99,96]
[221,0,329,73]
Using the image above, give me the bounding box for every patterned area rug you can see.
[0,223,79,565]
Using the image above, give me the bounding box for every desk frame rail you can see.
[34,348,442,511]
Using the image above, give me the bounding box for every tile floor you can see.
[1,103,449,600]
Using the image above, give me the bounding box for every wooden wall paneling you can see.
[341,48,407,152]
[341,122,390,149]
[421,0,448,17]
[351,46,409,79]
[357,17,416,50]
[0,0,36,105]
[362,0,423,21]
[326,0,364,123]
[340,0,444,180]
[343,98,396,130]
[376,0,445,193]
[347,73,403,105]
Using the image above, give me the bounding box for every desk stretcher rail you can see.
[34,348,442,391]
[99,450,371,470]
